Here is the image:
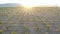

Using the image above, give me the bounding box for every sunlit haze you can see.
[0,0,60,7]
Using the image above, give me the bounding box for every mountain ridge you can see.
[0,3,21,7]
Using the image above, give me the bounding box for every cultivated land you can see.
[0,7,60,34]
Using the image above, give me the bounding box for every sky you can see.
[0,0,60,6]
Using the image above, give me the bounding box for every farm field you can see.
[0,7,60,34]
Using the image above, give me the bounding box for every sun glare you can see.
[21,4,34,9]
[20,0,35,9]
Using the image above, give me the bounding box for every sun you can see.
[21,5,33,10]
[19,0,35,9]
[22,4,33,7]
[21,3,34,9]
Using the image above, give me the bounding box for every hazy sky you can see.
[0,0,60,6]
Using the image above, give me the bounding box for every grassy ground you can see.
[0,7,60,34]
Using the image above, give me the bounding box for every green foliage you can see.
[6,27,9,30]
[36,24,40,30]
[11,31,16,34]
[46,25,51,29]
[0,21,4,25]
[0,30,3,34]
[20,18,23,23]
[44,23,47,26]
[8,21,13,26]
[36,26,40,30]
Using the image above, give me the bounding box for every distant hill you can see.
[0,3,21,7]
